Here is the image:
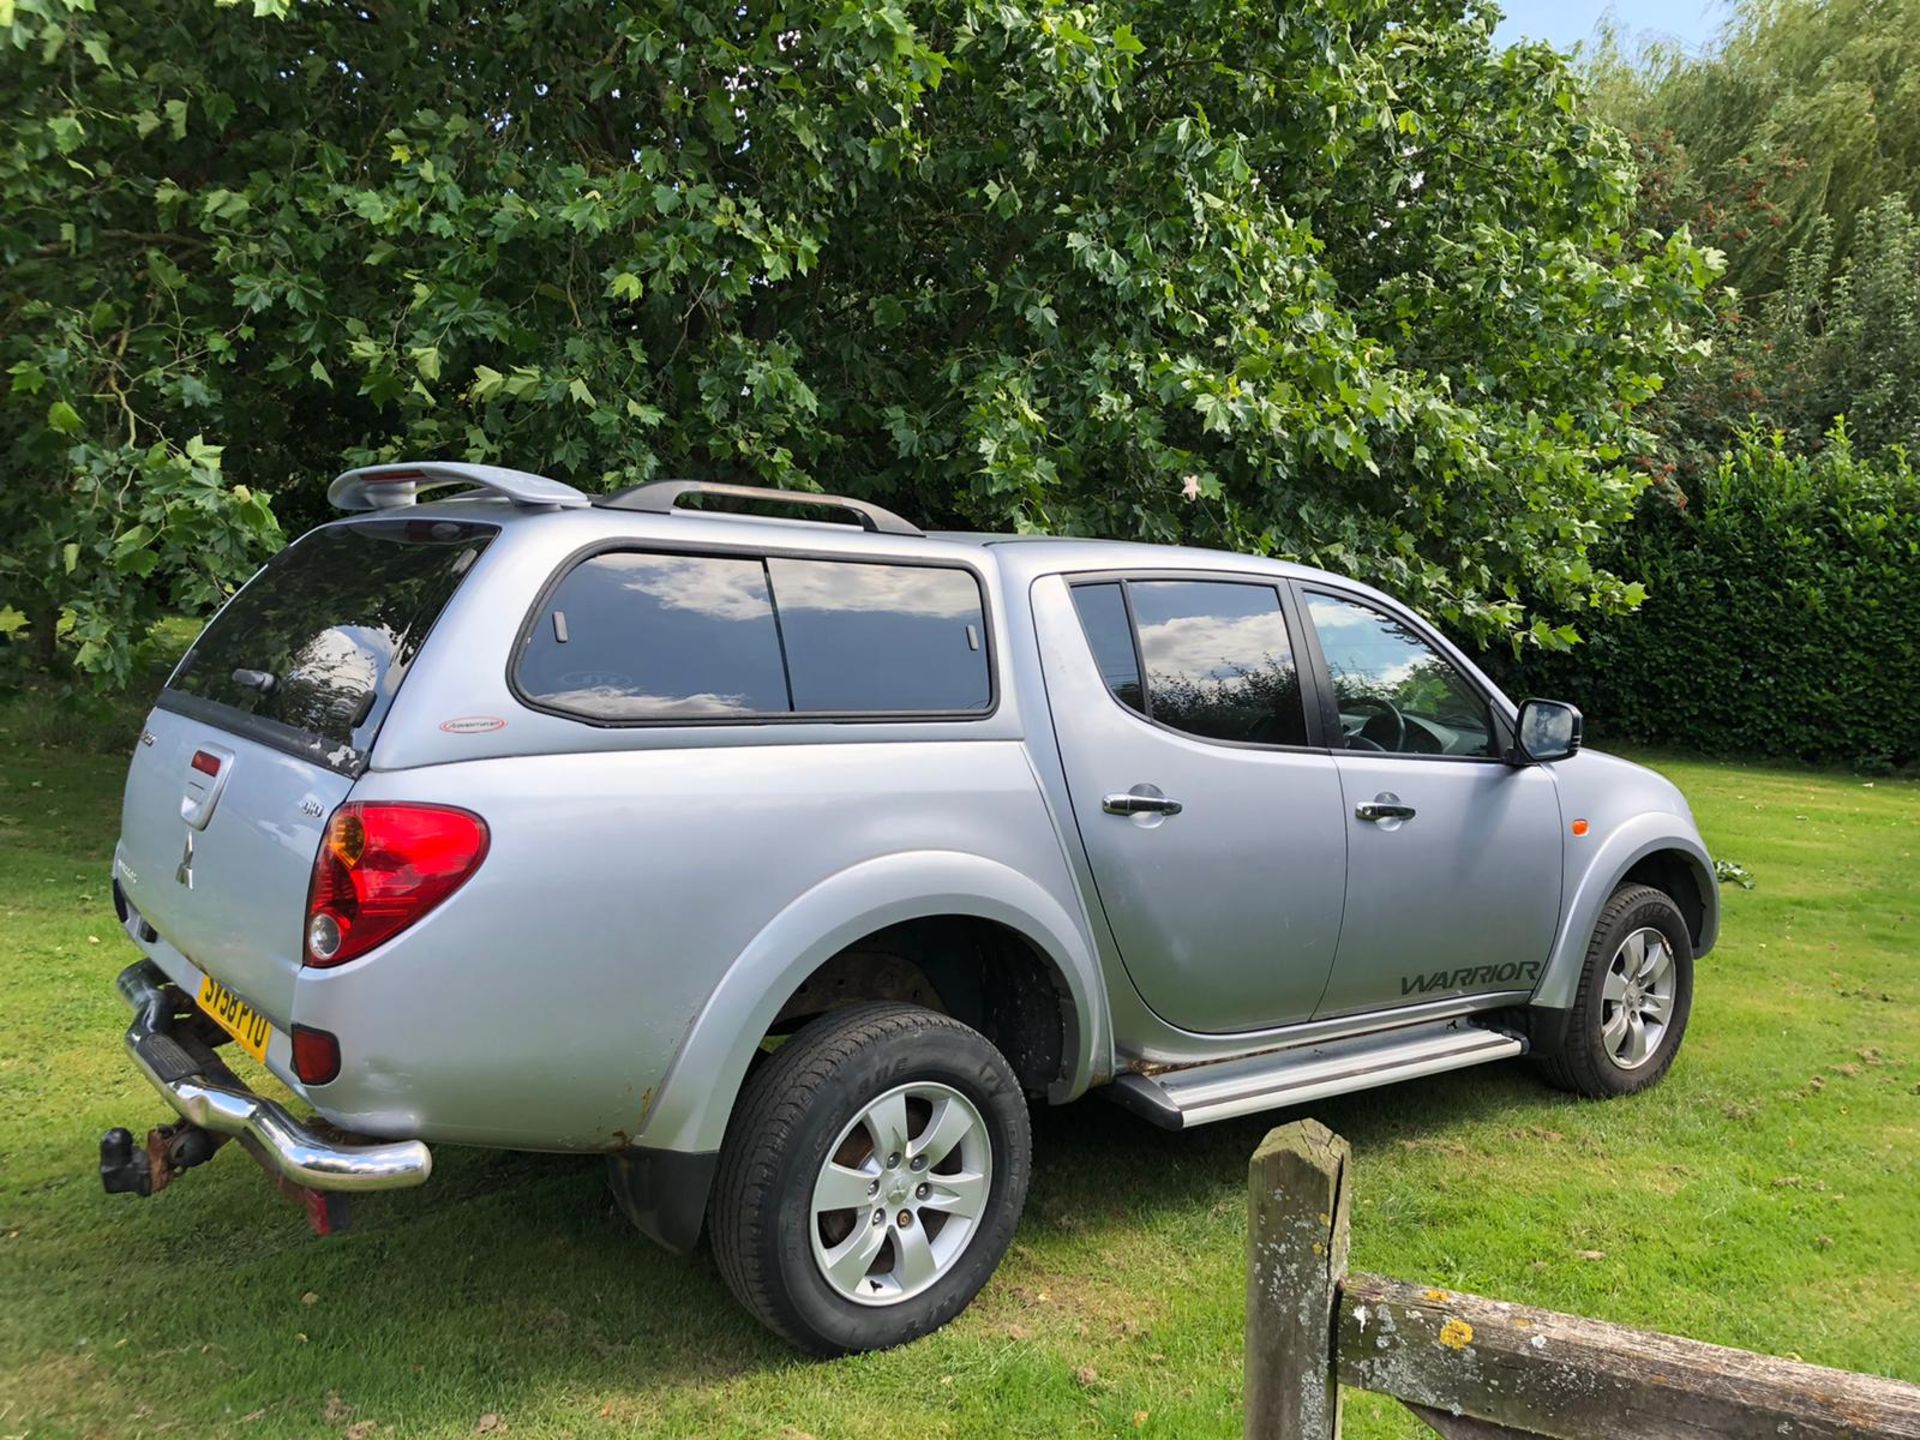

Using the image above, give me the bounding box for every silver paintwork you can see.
[1313,749,1563,1018]
[1530,749,1716,1011]
[109,486,1717,1192]
[809,1081,992,1306]
[1603,927,1677,1069]
[118,959,432,1191]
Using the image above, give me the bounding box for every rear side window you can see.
[518,550,992,721]
[166,518,497,773]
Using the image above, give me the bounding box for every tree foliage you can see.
[1639,193,1920,486]
[3,0,1717,686]
[1748,196,1920,457]
[1586,0,1920,299]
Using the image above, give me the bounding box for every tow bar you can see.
[100,1120,226,1198]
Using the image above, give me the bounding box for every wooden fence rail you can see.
[1245,1119,1920,1440]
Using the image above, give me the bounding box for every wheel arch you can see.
[1531,820,1718,1013]
[633,850,1111,1157]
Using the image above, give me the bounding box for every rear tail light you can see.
[304,802,489,967]
[291,1025,342,1085]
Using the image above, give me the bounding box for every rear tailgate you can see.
[115,515,497,1023]
[118,711,350,1020]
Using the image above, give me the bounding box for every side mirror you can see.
[1512,698,1583,765]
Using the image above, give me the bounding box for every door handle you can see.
[1103,792,1183,817]
[1355,799,1416,823]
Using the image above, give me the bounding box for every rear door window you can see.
[1129,580,1308,746]
[518,550,992,721]
[165,518,497,773]
[1070,578,1308,746]
[1068,582,1146,714]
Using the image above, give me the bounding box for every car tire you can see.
[1536,883,1694,1099]
[708,1002,1031,1355]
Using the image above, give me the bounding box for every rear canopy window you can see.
[166,519,496,771]
[518,551,992,721]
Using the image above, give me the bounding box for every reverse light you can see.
[304,802,489,967]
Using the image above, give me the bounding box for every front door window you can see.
[1305,592,1496,758]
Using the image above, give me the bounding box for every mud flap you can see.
[240,1136,354,1236]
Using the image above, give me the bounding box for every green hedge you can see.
[1506,426,1920,770]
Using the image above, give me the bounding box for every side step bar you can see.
[1108,1020,1526,1130]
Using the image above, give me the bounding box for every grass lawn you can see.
[2,725,1915,1439]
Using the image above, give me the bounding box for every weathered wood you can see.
[1336,1273,1920,1440]
[1245,1119,1351,1440]
[1405,1404,1550,1439]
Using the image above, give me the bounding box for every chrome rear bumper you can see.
[117,959,432,1192]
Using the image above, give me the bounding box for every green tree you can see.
[3,0,1717,686]
[1756,196,1920,456]
[1586,0,1920,297]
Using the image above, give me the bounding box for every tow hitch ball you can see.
[99,1123,223,1197]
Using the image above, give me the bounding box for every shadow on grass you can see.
[1023,1057,1568,1237]
[50,1058,1561,1427]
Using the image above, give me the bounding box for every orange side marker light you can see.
[1571,819,1590,837]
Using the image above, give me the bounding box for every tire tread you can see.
[1537,883,1688,1098]
[708,1002,1015,1352]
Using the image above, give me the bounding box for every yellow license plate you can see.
[196,974,273,1064]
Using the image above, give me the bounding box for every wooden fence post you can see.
[1245,1118,1352,1440]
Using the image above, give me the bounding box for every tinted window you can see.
[168,518,496,772]
[1069,582,1145,714]
[769,559,990,713]
[518,551,991,720]
[1130,580,1308,746]
[519,553,790,718]
[1305,592,1496,757]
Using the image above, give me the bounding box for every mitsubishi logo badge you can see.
[175,831,194,889]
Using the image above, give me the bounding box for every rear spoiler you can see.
[328,462,591,512]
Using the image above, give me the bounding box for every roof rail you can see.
[597,479,922,537]
[329,462,592,512]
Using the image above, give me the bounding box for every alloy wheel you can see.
[1601,926,1677,1070]
[808,1081,993,1306]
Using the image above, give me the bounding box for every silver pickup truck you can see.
[101,463,1716,1353]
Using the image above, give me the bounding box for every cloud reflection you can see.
[533,686,756,718]
[593,552,979,623]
